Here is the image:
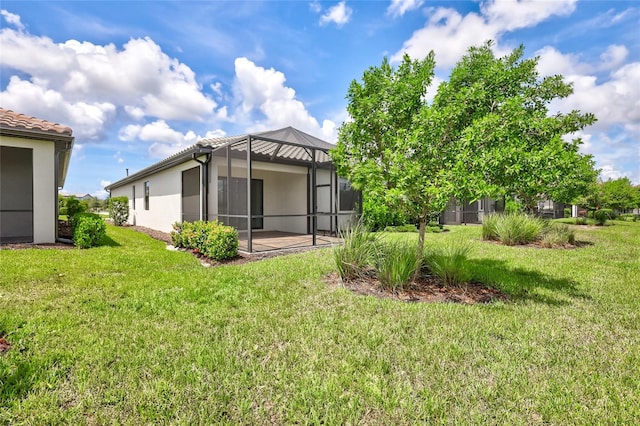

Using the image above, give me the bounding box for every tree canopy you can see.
[331,42,598,252]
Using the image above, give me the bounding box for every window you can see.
[132,185,136,210]
[144,181,150,210]
[339,177,359,211]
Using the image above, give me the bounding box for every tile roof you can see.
[0,108,73,136]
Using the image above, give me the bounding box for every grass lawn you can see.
[1,222,639,424]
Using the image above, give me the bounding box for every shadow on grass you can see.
[469,258,590,306]
[99,234,120,247]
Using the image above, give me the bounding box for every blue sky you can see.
[1,0,638,197]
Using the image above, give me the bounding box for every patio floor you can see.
[238,231,341,253]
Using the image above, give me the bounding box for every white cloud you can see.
[233,57,337,141]
[392,0,577,66]
[0,20,223,143]
[387,0,424,18]
[1,9,25,31]
[309,1,322,14]
[119,120,227,159]
[320,1,352,27]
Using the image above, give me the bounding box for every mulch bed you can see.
[325,272,509,305]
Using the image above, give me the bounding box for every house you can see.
[105,127,359,252]
[0,108,74,243]
[440,196,503,224]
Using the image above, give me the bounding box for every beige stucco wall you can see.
[1,135,57,243]
[110,160,202,233]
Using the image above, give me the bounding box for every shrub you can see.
[494,213,544,245]
[72,213,106,248]
[375,240,421,290]
[594,209,612,226]
[170,220,238,261]
[541,223,575,247]
[109,196,129,226]
[65,196,88,229]
[575,216,588,225]
[362,198,410,231]
[482,213,500,240]
[619,213,639,222]
[170,222,184,247]
[384,224,418,233]
[505,198,523,215]
[334,220,380,281]
[564,208,571,218]
[424,241,472,287]
[203,225,238,260]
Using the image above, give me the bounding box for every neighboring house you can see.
[106,127,358,252]
[440,196,503,225]
[0,108,74,243]
[536,199,567,219]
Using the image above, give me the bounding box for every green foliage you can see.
[384,224,418,233]
[504,198,524,215]
[333,220,380,281]
[362,198,410,231]
[564,208,571,218]
[575,216,588,225]
[600,177,638,212]
[72,213,106,248]
[108,196,129,226]
[482,213,500,240]
[483,213,544,245]
[594,209,612,226]
[541,223,576,247]
[65,196,88,229]
[424,241,473,287]
[375,240,422,290]
[171,221,238,261]
[619,213,639,222]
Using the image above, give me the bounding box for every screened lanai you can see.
[195,127,359,252]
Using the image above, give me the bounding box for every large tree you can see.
[433,43,597,212]
[332,42,597,254]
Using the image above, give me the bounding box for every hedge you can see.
[171,220,238,261]
[73,213,106,248]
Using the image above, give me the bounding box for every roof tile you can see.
[0,108,73,136]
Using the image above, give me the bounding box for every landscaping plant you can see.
[424,240,472,287]
[375,239,422,290]
[72,213,106,248]
[108,196,129,226]
[540,223,576,248]
[334,220,380,281]
[170,220,238,260]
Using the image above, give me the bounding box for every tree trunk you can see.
[417,218,426,259]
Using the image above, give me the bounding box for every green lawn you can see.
[1,222,639,424]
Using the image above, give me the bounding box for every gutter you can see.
[192,148,212,221]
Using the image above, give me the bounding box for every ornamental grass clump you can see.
[541,223,576,247]
[481,213,500,240]
[375,240,422,290]
[334,220,380,281]
[424,241,472,287]
[487,213,545,246]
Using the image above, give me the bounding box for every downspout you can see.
[192,150,212,222]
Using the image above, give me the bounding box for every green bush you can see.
[375,240,421,290]
[575,216,588,225]
[109,196,129,226]
[504,198,523,215]
[383,224,418,233]
[334,220,380,281]
[594,209,612,226]
[541,223,575,247]
[65,196,88,229]
[424,241,472,287]
[564,208,571,218]
[72,213,106,248]
[203,225,239,260]
[361,198,410,231]
[619,213,639,222]
[171,221,239,261]
[483,213,544,245]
